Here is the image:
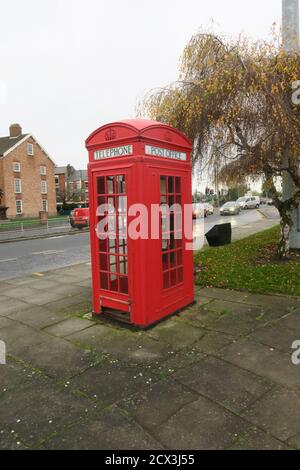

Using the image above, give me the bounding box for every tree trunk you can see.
[277,206,293,260]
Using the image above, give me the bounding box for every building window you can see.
[84,181,88,189]
[14,179,22,194]
[40,165,47,175]
[41,180,47,194]
[13,162,21,173]
[16,200,22,215]
[27,143,34,156]
[42,199,48,212]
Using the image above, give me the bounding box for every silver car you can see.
[220,201,240,216]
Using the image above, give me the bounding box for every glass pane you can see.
[97,177,105,194]
[168,195,174,207]
[120,276,128,294]
[160,195,167,204]
[106,176,114,194]
[116,175,126,194]
[162,239,168,251]
[160,176,167,194]
[170,251,176,268]
[162,253,168,271]
[109,274,118,292]
[168,176,174,193]
[109,255,117,273]
[170,232,175,250]
[175,177,181,193]
[170,269,177,287]
[178,267,183,283]
[177,250,183,266]
[163,272,170,289]
[119,256,128,275]
[109,238,116,253]
[100,272,108,290]
[99,238,108,252]
[100,254,108,270]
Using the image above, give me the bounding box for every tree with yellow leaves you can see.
[140,32,300,259]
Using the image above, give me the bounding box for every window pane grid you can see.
[97,175,128,294]
[160,175,183,290]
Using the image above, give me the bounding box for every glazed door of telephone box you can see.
[93,170,130,302]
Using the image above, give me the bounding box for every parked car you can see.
[220,201,240,216]
[203,203,214,215]
[237,196,260,209]
[193,203,204,219]
[69,208,89,229]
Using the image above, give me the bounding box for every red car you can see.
[69,208,89,229]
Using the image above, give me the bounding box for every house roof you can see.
[55,166,68,175]
[68,169,88,182]
[0,134,30,156]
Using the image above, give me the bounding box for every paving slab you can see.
[43,317,95,338]
[0,426,27,450]
[68,324,169,365]
[229,427,290,450]
[287,432,300,449]
[119,378,198,430]
[42,295,92,315]
[195,287,250,303]
[18,337,98,379]
[174,356,273,413]
[0,358,45,394]
[43,405,163,450]
[241,387,300,441]
[146,319,205,349]
[0,380,98,447]
[70,360,158,406]
[220,339,300,388]
[248,321,298,353]
[0,323,55,356]
[192,331,235,354]
[8,306,72,329]
[154,396,249,450]
[0,296,33,317]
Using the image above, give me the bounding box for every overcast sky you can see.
[0,0,283,168]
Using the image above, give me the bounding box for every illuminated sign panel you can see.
[145,145,187,161]
[94,145,133,160]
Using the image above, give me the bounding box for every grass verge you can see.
[194,225,300,297]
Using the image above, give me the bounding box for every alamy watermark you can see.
[0,340,6,365]
[95,200,205,251]
[292,80,300,105]
[291,340,300,366]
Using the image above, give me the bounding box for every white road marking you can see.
[31,250,65,255]
[0,258,17,263]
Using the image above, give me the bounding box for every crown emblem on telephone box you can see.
[105,129,117,141]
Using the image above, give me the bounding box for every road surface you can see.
[0,208,279,280]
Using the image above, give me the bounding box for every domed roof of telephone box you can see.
[85,119,192,149]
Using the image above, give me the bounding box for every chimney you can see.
[9,123,22,138]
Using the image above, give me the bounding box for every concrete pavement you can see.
[0,262,299,449]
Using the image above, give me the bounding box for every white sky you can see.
[0,0,283,169]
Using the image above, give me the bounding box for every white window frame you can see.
[15,200,23,215]
[13,162,21,173]
[27,143,34,156]
[40,165,47,175]
[41,180,48,194]
[42,199,48,212]
[14,179,22,194]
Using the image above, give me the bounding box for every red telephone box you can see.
[86,119,194,328]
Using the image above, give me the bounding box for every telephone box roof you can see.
[85,119,192,150]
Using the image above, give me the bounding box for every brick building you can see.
[55,166,88,205]
[0,124,57,219]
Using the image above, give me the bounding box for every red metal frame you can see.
[86,119,194,328]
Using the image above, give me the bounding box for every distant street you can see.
[0,207,279,280]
